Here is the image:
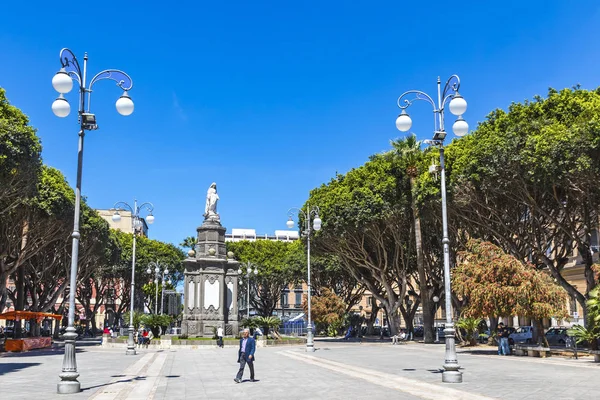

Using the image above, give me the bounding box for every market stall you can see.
[0,310,62,352]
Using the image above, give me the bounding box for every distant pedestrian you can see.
[234,328,256,383]
[497,323,510,355]
[217,326,224,348]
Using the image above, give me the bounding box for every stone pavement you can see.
[1,340,599,399]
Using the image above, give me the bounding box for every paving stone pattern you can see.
[1,340,599,399]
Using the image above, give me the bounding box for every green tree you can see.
[112,231,185,316]
[227,240,304,317]
[5,166,75,322]
[569,284,600,350]
[307,152,417,335]
[0,87,42,215]
[447,88,600,319]
[392,133,437,343]
[455,317,483,346]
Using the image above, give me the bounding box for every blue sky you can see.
[1,1,600,248]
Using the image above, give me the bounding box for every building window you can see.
[295,292,302,306]
[280,293,288,307]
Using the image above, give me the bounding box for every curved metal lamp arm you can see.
[89,69,133,92]
[308,205,321,218]
[397,90,436,111]
[59,48,82,87]
[86,69,133,113]
[136,202,155,216]
[287,207,307,220]
[440,74,461,110]
[112,201,133,214]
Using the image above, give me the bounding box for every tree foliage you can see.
[453,240,568,321]
[447,87,600,318]
[303,287,346,335]
[307,152,419,335]
[227,240,304,317]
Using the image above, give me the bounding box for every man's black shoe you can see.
[250,379,256,382]
[234,378,241,383]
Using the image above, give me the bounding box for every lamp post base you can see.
[126,325,136,355]
[442,370,463,383]
[57,327,80,394]
[442,326,462,383]
[57,379,81,394]
[306,326,315,352]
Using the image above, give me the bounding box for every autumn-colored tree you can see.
[453,239,568,345]
[303,287,346,335]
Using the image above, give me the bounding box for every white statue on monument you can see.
[204,182,220,221]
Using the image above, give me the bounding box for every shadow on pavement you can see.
[0,348,87,358]
[81,375,148,392]
[0,362,42,375]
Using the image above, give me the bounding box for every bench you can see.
[589,350,600,362]
[514,345,550,357]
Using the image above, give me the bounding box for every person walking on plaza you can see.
[234,328,256,383]
[217,326,224,348]
[497,323,510,355]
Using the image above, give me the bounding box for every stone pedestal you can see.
[182,218,239,337]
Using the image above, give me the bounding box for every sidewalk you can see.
[1,340,599,399]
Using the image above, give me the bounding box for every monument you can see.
[182,183,240,337]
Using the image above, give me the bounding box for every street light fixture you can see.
[111,200,154,355]
[238,261,258,320]
[286,205,322,352]
[433,296,440,343]
[395,75,468,383]
[53,48,134,395]
[147,261,171,314]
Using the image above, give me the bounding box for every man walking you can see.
[234,328,256,383]
[217,325,224,348]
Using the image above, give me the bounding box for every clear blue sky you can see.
[1,1,599,248]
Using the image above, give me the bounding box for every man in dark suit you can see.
[234,328,256,383]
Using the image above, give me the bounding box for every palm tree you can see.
[455,317,482,346]
[392,134,434,343]
[569,285,600,351]
[254,316,281,338]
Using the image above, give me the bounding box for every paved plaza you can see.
[1,340,599,399]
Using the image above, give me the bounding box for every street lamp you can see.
[53,48,134,395]
[147,261,171,314]
[238,262,258,320]
[111,200,154,355]
[395,75,468,383]
[286,205,322,352]
[433,296,440,343]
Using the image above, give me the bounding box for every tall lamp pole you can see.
[111,200,155,355]
[395,75,469,383]
[147,261,171,314]
[238,262,258,320]
[286,205,322,352]
[51,48,134,394]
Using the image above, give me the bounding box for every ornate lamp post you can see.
[286,205,322,352]
[147,261,171,314]
[238,262,258,320]
[111,200,154,355]
[395,75,468,383]
[52,48,134,394]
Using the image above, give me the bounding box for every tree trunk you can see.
[387,308,400,336]
[488,316,499,345]
[533,319,548,347]
[411,176,433,343]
